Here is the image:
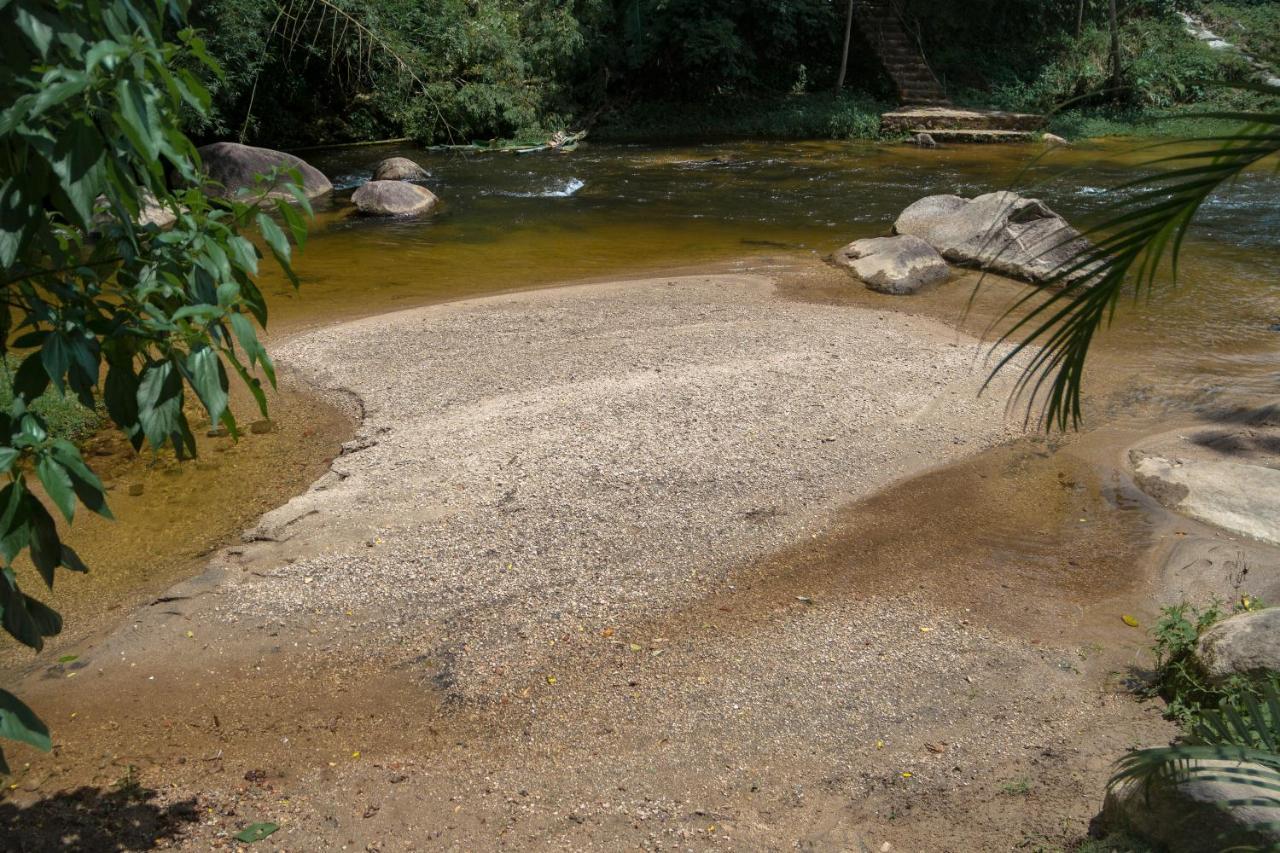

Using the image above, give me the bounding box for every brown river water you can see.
[13,138,1277,672]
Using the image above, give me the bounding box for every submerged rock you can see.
[833,235,950,295]
[1197,608,1280,684]
[373,156,431,182]
[1103,758,1280,852]
[893,191,1092,285]
[196,141,332,200]
[352,180,439,216]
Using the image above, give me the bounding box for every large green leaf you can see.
[0,689,50,753]
[136,361,183,448]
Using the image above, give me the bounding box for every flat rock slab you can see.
[1131,425,1280,546]
[833,234,950,294]
[222,275,1023,697]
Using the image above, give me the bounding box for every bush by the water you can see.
[0,358,103,445]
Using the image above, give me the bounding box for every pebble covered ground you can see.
[0,273,1179,851]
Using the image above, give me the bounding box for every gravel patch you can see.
[213,274,1024,697]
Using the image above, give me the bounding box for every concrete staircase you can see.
[880,106,1046,143]
[853,0,949,107]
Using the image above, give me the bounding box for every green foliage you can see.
[988,91,1279,429]
[0,0,303,768]
[1130,598,1270,731]
[1109,677,1280,850]
[0,358,103,445]
[594,93,887,142]
[1200,0,1280,63]
[191,0,601,147]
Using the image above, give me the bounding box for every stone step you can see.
[880,107,1045,133]
[907,128,1037,144]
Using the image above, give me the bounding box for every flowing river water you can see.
[19,138,1278,672]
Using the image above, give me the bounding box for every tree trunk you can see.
[1108,0,1122,100]
[1075,0,1085,37]
[835,0,855,94]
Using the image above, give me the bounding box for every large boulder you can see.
[373,156,430,182]
[833,235,950,295]
[196,142,332,200]
[1197,608,1280,684]
[351,180,438,216]
[1103,759,1280,852]
[893,191,1092,285]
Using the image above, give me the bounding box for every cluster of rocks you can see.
[195,142,439,218]
[833,190,1092,295]
[1105,427,1280,852]
[1103,607,1280,852]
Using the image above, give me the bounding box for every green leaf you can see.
[187,347,228,426]
[49,440,110,519]
[14,6,54,56]
[234,823,279,843]
[114,79,159,161]
[136,362,183,449]
[0,689,50,753]
[26,496,62,588]
[255,213,291,266]
[35,454,75,524]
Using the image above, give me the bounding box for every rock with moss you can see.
[833,235,950,295]
[1196,608,1280,684]
[351,180,439,216]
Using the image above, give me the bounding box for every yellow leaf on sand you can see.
[352,751,361,759]
[901,772,912,779]
[629,643,642,652]
[546,675,557,685]
[1121,614,1140,628]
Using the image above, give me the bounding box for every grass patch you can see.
[593,93,889,143]
[0,357,104,444]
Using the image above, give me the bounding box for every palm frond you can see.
[988,112,1280,430]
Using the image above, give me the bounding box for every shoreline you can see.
[1,263,1268,849]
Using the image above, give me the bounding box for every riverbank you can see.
[0,266,1196,850]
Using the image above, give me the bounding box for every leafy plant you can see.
[987,84,1279,429]
[1110,677,1280,851]
[1149,599,1265,728]
[0,0,305,770]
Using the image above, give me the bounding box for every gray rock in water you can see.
[833,235,950,295]
[373,156,430,182]
[196,141,332,200]
[352,180,439,216]
[912,132,937,148]
[1197,608,1280,684]
[1103,758,1280,852]
[893,191,1093,285]
[1042,132,1069,146]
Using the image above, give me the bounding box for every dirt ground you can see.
[4,265,1264,852]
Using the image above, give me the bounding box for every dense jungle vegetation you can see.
[185,0,1277,147]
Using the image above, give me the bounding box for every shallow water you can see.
[283,139,1277,412]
